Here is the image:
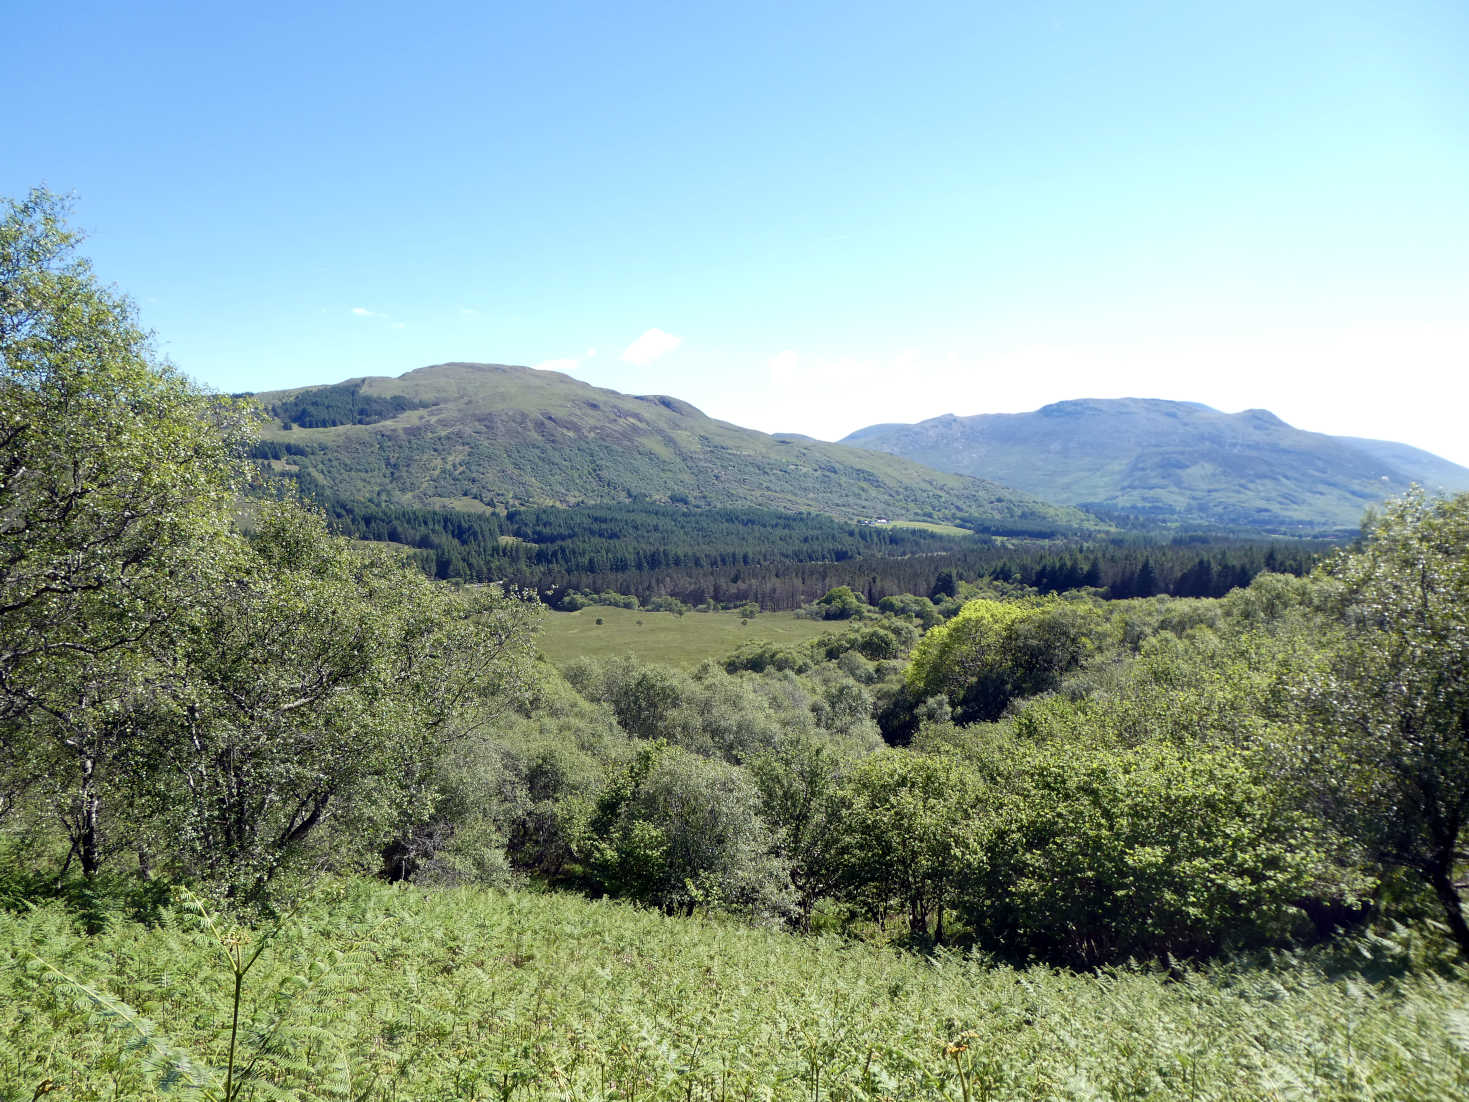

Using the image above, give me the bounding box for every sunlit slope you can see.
[844,398,1469,531]
[254,362,1088,527]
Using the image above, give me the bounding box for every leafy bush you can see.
[905,597,1099,722]
[831,750,984,941]
[964,737,1319,964]
[574,743,791,917]
[815,585,865,620]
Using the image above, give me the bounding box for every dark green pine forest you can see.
[306,492,1322,608]
[6,188,1469,1099]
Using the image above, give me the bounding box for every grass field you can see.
[873,519,974,537]
[7,879,1469,1101]
[536,606,833,668]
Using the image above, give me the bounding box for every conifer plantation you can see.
[4,190,1469,1099]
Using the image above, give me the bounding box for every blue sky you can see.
[7,1,1468,463]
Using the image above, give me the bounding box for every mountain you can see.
[841,398,1469,532]
[251,363,1086,531]
[1332,437,1469,493]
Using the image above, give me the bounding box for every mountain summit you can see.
[842,398,1469,531]
[253,363,1083,529]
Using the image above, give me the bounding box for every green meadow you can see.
[872,520,974,537]
[536,607,833,668]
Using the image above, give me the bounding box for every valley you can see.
[6,192,1469,1101]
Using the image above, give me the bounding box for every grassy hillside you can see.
[843,398,1469,531]
[8,878,1468,1100]
[537,606,833,668]
[252,363,1089,528]
[1336,435,1469,493]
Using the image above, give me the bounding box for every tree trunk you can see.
[910,894,928,939]
[77,757,102,878]
[1427,864,1469,957]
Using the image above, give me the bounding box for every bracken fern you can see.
[4,878,1469,1100]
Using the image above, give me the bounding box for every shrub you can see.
[574,743,791,917]
[962,736,1319,965]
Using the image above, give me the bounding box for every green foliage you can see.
[748,735,849,929]
[141,503,540,903]
[945,580,1367,964]
[322,489,1318,612]
[814,585,865,620]
[1302,490,1469,954]
[967,735,1318,964]
[877,592,942,628]
[905,597,1099,722]
[0,189,252,699]
[11,888,362,1101]
[12,877,1469,1100]
[574,743,790,917]
[565,654,870,764]
[0,192,543,905]
[722,640,816,675]
[325,495,996,603]
[589,661,688,742]
[0,188,258,875]
[430,669,630,884]
[831,750,983,940]
[27,951,220,1095]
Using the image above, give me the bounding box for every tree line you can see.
[306,493,1323,609]
[265,379,434,429]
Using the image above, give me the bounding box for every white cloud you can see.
[619,327,683,366]
[586,346,598,358]
[459,307,481,317]
[351,305,404,328]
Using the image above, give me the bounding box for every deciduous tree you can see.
[904,597,1097,722]
[142,502,540,901]
[1304,490,1469,954]
[0,188,254,875]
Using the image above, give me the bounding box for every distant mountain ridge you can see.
[842,398,1469,531]
[252,363,1086,531]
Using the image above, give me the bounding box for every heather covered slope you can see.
[843,398,1469,531]
[253,363,1087,528]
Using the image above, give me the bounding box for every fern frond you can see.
[28,952,222,1095]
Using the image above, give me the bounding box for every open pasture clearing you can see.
[872,519,975,537]
[536,606,832,668]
